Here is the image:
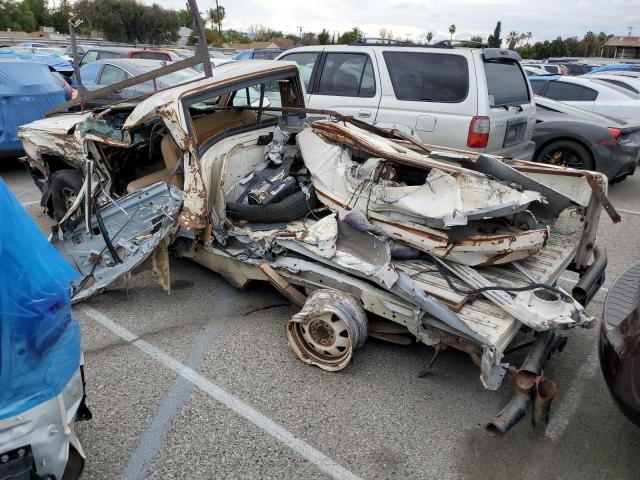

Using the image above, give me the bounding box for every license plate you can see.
[503,118,527,148]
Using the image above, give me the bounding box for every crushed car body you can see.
[18,59,619,434]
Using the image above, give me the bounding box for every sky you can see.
[150,0,638,43]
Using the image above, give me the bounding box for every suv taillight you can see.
[467,116,490,148]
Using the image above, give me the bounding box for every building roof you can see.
[606,36,640,48]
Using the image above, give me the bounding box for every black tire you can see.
[50,169,84,221]
[226,187,318,223]
[536,140,594,171]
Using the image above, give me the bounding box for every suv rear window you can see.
[484,61,530,106]
[383,51,468,103]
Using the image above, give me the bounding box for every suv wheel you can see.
[537,140,594,171]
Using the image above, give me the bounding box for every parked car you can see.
[600,261,640,428]
[278,42,536,158]
[17,41,48,48]
[233,48,284,60]
[586,73,640,95]
[533,96,638,182]
[78,47,179,67]
[19,59,612,434]
[530,75,640,122]
[72,58,201,107]
[0,177,90,480]
[524,66,553,77]
[523,63,568,75]
[0,59,69,157]
[65,43,92,57]
[588,63,640,75]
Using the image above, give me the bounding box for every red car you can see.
[78,47,179,67]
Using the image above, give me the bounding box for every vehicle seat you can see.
[126,109,257,193]
[126,135,184,193]
[192,109,257,144]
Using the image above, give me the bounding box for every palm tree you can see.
[518,33,526,47]
[426,31,433,44]
[583,30,596,56]
[507,30,519,49]
[448,24,456,41]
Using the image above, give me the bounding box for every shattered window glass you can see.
[317,53,376,98]
[383,51,468,103]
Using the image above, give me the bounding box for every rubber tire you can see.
[50,169,84,221]
[535,140,594,171]
[226,187,318,223]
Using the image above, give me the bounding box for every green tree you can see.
[25,0,46,28]
[448,24,456,40]
[317,28,330,44]
[337,27,362,44]
[209,5,224,35]
[223,29,251,43]
[470,35,483,43]
[507,31,519,49]
[487,21,502,47]
[176,9,193,28]
[48,0,71,33]
[20,0,37,31]
[426,31,433,44]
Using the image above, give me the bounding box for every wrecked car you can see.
[19,59,618,434]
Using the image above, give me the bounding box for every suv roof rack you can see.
[349,37,488,49]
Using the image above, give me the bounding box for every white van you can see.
[277,41,536,158]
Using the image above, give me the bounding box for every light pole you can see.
[297,25,303,45]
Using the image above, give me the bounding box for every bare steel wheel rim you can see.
[286,289,367,372]
[299,312,351,358]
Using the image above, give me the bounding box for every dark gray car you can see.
[73,58,201,108]
[533,96,639,182]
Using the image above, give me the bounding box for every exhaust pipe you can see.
[532,376,557,435]
[573,245,607,306]
[486,330,560,435]
[486,369,537,435]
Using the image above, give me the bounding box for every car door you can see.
[277,50,323,100]
[375,50,477,147]
[79,50,98,67]
[95,64,131,105]
[543,81,597,112]
[305,50,380,122]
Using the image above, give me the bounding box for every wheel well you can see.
[534,136,595,169]
[41,154,78,174]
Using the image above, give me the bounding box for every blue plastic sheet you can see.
[0,49,74,73]
[0,177,81,420]
[0,59,67,153]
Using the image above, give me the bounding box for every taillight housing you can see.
[607,127,621,139]
[467,116,490,148]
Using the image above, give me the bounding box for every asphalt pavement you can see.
[3,158,640,480]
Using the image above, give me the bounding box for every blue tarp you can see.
[0,59,67,153]
[0,177,81,420]
[0,49,74,73]
[588,63,640,75]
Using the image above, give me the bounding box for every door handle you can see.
[357,110,372,119]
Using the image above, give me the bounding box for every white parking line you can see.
[619,208,640,217]
[21,200,40,207]
[79,305,361,480]
[545,344,599,440]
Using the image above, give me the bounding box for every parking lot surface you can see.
[3,159,640,479]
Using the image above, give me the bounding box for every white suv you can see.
[277,41,536,158]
